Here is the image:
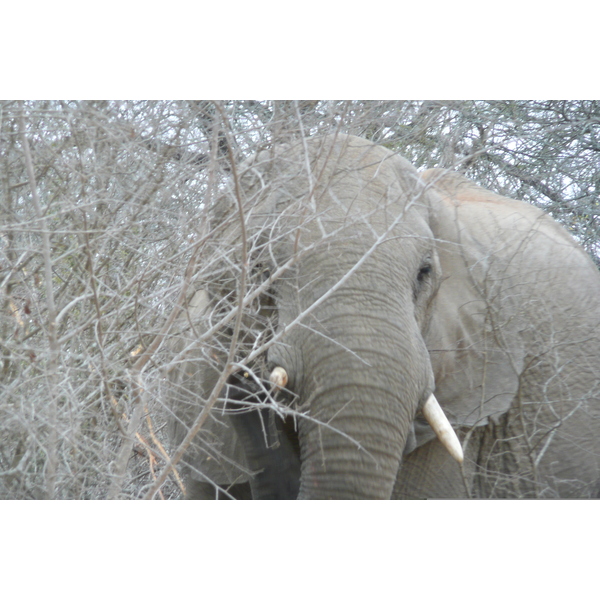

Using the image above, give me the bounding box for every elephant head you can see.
[168,134,600,499]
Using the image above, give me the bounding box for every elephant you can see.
[166,133,600,499]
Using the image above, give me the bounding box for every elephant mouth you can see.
[224,369,302,499]
[279,414,301,463]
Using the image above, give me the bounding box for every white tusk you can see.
[422,394,464,464]
[269,366,288,390]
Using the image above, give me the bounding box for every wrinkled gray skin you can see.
[168,134,600,499]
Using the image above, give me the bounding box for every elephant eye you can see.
[417,264,432,283]
[252,262,271,283]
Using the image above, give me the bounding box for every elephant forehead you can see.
[241,134,428,230]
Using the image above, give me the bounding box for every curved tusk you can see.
[422,394,464,464]
[269,366,288,390]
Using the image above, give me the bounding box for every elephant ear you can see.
[166,289,250,494]
[416,169,565,443]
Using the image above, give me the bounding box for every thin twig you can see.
[106,247,200,499]
[18,105,60,500]
[142,103,249,499]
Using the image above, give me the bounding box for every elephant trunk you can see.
[283,303,432,499]
[297,385,412,499]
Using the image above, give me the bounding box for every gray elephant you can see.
[167,133,600,499]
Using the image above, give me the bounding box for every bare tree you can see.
[1,100,598,499]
